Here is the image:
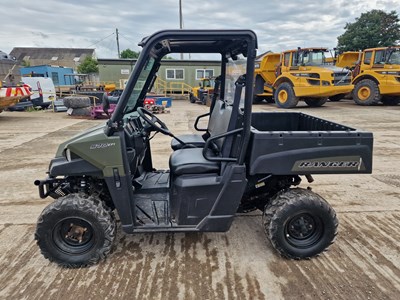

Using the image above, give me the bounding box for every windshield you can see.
[124,57,155,114]
[298,50,327,66]
[386,48,400,65]
[225,55,246,105]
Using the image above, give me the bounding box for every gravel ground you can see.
[0,99,399,299]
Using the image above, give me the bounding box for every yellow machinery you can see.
[336,47,400,105]
[254,48,354,108]
[189,78,214,104]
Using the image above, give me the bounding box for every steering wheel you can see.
[137,107,171,136]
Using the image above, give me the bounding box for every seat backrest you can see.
[207,99,233,150]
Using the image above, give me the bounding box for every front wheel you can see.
[263,188,338,259]
[35,194,116,268]
[274,82,299,108]
[189,93,197,103]
[353,79,381,105]
[304,97,328,107]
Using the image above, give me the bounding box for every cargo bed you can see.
[247,112,373,175]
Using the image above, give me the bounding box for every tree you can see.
[337,10,400,52]
[77,56,98,74]
[120,48,140,59]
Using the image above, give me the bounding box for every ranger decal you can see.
[90,142,116,150]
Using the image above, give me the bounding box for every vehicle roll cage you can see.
[108,29,257,164]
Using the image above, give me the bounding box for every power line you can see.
[118,33,137,46]
[86,32,115,48]
[0,29,110,38]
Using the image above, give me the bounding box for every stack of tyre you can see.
[63,96,92,116]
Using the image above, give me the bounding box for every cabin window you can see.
[363,51,372,65]
[51,72,59,85]
[196,69,214,80]
[284,53,291,67]
[373,50,385,64]
[166,69,184,80]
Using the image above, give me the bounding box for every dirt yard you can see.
[0,99,399,299]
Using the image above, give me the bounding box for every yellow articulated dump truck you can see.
[189,78,215,105]
[336,47,400,105]
[254,48,353,108]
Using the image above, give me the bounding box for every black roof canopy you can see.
[139,29,258,57]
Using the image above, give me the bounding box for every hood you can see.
[55,123,106,157]
[320,65,351,73]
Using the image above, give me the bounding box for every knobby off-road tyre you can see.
[253,95,264,104]
[263,188,338,259]
[63,96,91,109]
[69,107,92,116]
[274,82,299,108]
[189,93,197,103]
[329,94,345,102]
[353,79,381,105]
[35,194,116,268]
[304,97,328,107]
[381,96,400,106]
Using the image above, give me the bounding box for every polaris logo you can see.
[90,142,116,150]
[299,161,360,168]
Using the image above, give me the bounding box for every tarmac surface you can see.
[0,99,399,299]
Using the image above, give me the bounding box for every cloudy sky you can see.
[1,0,399,59]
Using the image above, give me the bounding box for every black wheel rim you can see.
[53,217,95,255]
[285,213,323,248]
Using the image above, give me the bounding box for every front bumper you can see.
[294,85,354,97]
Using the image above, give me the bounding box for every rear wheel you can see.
[381,96,400,106]
[329,94,345,102]
[35,194,116,268]
[263,188,338,259]
[304,97,328,107]
[253,95,264,104]
[274,82,299,108]
[353,79,381,105]
[189,93,197,103]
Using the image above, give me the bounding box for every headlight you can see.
[376,71,400,75]
[292,73,320,79]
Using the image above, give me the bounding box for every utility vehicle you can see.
[34,30,373,267]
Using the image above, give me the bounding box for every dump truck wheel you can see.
[274,83,299,108]
[263,188,338,259]
[329,94,345,102]
[35,194,116,268]
[253,95,264,104]
[189,93,197,103]
[304,97,327,107]
[353,79,381,105]
[381,96,400,106]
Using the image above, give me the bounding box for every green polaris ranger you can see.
[34,30,373,267]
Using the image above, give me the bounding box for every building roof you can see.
[10,47,95,61]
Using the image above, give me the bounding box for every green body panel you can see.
[56,124,125,177]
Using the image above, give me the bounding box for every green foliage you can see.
[337,10,400,51]
[120,48,140,59]
[77,56,98,74]
[21,59,30,67]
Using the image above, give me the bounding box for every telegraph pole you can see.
[116,28,121,59]
[179,0,183,30]
[179,0,183,60]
